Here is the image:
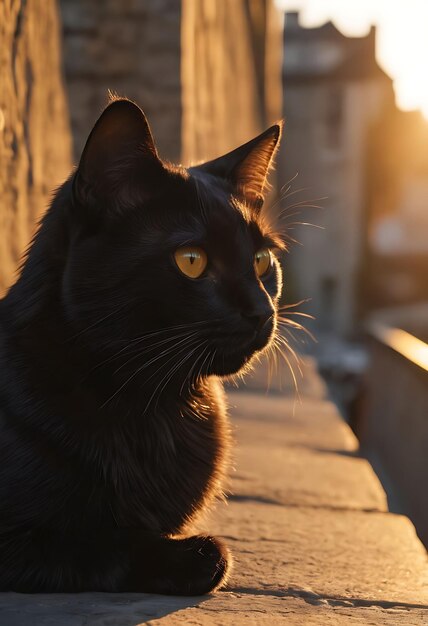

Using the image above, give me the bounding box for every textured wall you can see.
[361,331,428,547]
[60,0,182,163]
[0,0,72,295]
[181,0,283,163]
[181,0,259,163]
[60,0,282,165]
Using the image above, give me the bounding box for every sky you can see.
[276,0,428,117]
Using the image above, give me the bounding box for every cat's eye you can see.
[174,246,208,279]
[254,248,272,278]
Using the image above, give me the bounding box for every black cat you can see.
[0,98,283,594]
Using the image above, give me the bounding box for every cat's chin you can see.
[210,340,271,377]
[210,326,274,376]
[211,353,252,377]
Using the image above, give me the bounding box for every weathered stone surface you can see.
[206,504,428,603]
[228,400,388,512]
[0,0,72,295]
[59,0,183,162]
[181,0,283,164]
[225,361,386,515]
[59,0,282,165]
[1,359,427,624]
[149,597,428,626]
[2,592,427,626]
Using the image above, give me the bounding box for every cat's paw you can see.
[143,534,231,595]
[187,535,231,594]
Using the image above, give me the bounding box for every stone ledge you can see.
[1,359,427,624]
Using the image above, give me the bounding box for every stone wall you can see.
[181,0,282,164]
[60,0,282,165]
[60,0,183,163]
[358,314,428,548]
[0,0,72,295]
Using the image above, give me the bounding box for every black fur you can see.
[0,99,282,594]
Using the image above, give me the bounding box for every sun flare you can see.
[278,0,428,118]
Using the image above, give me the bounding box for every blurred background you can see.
[0,0,427,545]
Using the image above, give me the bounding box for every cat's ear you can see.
[193,123,283,209]
[73,98,164,211]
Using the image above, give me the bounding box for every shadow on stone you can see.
[311,447,359,458]
[228,494,282,506]
[226,586,428,611]
[0,591,207,626]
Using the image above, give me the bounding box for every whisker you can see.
[195,346,212,383]
[80,329,201,382]
[66,302,129,342]
[276,210,305,222]
[83,318,225,379]
[149,341,208,413]
[270,185,311,213]
[272,338,301,409]
[285,222,325,230]
[278,309,314,320]
[278,299,312,310]
[278,195,326,211]
[278,202,324,216]
[278,172,300,195]
[264,342,276,393]
[275,334,304,377]
[179,344,210,398]
[100,335,201,410]
[189,344,210,387]
[279,323,309,348]
[278,318,317,343]
[126,317,220,342]
[112,330,202,376]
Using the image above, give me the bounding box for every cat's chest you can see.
[93,402,226,533]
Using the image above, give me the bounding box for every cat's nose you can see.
[242,307,273,333]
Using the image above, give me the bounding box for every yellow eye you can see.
[174,246,208,279]
[254,248,272,277]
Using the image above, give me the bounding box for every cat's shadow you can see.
[0,591,208,626]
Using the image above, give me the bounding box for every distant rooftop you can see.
[284,11,348,40]
[284,11,391,83]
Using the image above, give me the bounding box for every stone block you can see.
[0,0,72,295]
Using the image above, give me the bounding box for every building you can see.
[364,107,428,311]
[279,12,394,336]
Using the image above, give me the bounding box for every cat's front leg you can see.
[0,528,231,595]
[128,533,231,595]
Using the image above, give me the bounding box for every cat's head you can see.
[65,98,284,380]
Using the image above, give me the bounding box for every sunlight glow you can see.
[370,323,428,372]
[277,0,428,118]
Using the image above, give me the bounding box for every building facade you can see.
[280,12,394,336]
[364,107,428,312]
